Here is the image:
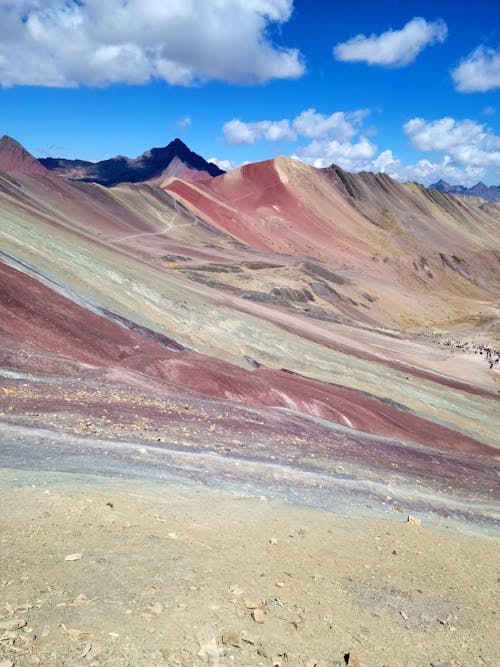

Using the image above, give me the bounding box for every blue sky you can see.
[0,0,499,185]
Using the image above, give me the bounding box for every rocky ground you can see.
[0,463,498,667]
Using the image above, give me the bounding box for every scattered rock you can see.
[292,609,306,629]
[437,615,452,626]
[197,637,221,660]
[65,552,82,561]
[245,599,259,609]
[82,640,93,658]
[0,618,27,631]
[431,662,450,667]
[400,610,409,621]
[221,630,240,648]
[252,606,267,624]
[407,515,422,526]
[60,623,90,639]
[149,602,163,616]
[269,538,278,545]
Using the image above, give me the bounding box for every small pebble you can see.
[252,607,267,624]
[221,630,240,647]
[407,515,422,526]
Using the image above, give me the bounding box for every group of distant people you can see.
[440,338,500,369]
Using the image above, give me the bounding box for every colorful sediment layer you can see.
[0,139,499,527]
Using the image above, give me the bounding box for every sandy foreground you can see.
[0,466,498,667]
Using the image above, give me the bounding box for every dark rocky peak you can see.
[39,137,224,186]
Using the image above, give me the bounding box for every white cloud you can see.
[452,46,500,92]
[333,17,447,67]
[223,118,297,145]
[293,136,377,170]
[221,110,499,186]
[370,117,500,186]
[222,108,378,172]
[404,117,500,167]
[292,108,369,140]
[208,157,246,172]
[223,108,370,146]
[371,150,486,186]
[0,0,304,87]
[177,116,192,129]
[292,141,488,187]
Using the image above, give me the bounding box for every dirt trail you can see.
[0,466,498,667]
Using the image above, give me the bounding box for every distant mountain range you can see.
[2,133,499,205]
[37,137,224,186]
[429,179,500,202]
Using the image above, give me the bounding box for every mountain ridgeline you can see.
[38,137,225,186]
[429,179,500,202]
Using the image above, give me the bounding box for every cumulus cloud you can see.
[221,110,499,185]
[293,141,487,187]
[371,150,486,186]
[452,46,500,92]
[293,136,377,170]
[208,157,246,172]
[221,107,378,172]
[223,108,368,146]
[0,0,305,87]
[292,109,369,140]
[367,116,500,185]
[333,17,447,67]
[404,117,500,167]
[223,118,297,145]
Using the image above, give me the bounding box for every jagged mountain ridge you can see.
[429,178,500,202]
[162,156,499,322]
[38,137,224,186]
